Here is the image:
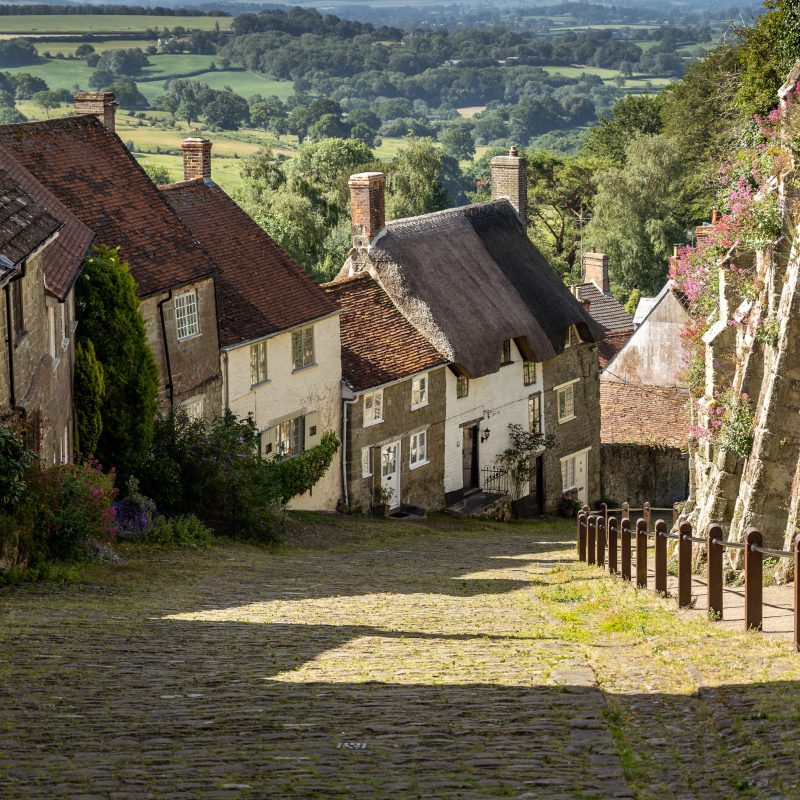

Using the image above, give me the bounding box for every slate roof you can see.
[346,200,604,379]
[0,116,216,297]
[600,382,690,449]
[323,272,447,392]
[573,282,634,334]
[598,330,633,370]
[0,146,93,300]
[161,178,339,347]
[0,177,60,267]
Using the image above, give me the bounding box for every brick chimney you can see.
[74,91,117,132]
[582,249,609,293]
[181,136,212,181]
[349,171,385,247]
[490,146,527,222]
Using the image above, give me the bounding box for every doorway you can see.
[380,441,401,509]
[462,424,479,492]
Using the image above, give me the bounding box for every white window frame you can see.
[554,378,578,424]
[411,374,428,410]
[182,396,205,421]
[409,429,428,469]
[363,389,383,427]
[276,415,304,457]
[250,339,268,386]
[528,393,542,434]
[361,446,372,478]
[291,325,315,371]
[175,291,200,341]
[561,454,577,492]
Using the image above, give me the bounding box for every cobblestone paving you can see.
[2,519,800,799]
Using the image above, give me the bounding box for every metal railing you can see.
[577,508,800,652]
[481,466,509,496]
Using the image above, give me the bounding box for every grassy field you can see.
[33,39,154,56]
[0,14,232,34]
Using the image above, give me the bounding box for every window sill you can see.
[363,418,383,428]
[52,357,61,371]
[409,459,429,471]
[177,332,201,343]
[292,362,317,373]
[61,337,69,352]
[251,378,271,389]
[558,414,576,425]
[411,401,428,411]
[500,360,514,367]
[13,330,28,348]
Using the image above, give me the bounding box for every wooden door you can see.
[380,441,401,508]
[462,424,479,491]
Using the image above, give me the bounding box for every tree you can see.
[103,77,148,110]
[75,245,159,479]
[31,90,60,119]
[143,164,173,185]
[176,94,201,126]
[73,340,105,456]
[386,137,449,219]
[583,94,663,165]
[440,123,476,160]
[204,90,249,130]
[585,134,687,298]
[75,44,95,59]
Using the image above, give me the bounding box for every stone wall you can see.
[346,366,447,513]
[601,443,688,508]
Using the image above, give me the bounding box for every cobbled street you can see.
[2,517,800,799]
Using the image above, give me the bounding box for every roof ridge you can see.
[382,199,511,233]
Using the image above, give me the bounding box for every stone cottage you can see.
[332,153,604,513]
[0,149,93,463]
[323,271,448,513]
[600,281,690,507]
[0,93,223,419]
[161,141,344,511]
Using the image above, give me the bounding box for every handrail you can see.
[751,545,793,558]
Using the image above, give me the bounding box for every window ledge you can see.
[251,378,271,389]
[292,362,317,373]
[411,401,428,411]
[177,332,201,343]
[409,459,429,470]
[558,414,576,425]
[52,357,61,371]
[13,330,28,348]
[61,337,69,352]
[363,418,384,428]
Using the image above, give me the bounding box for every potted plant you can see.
[373,484,394,517]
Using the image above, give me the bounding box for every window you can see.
[528,393,542,434]
[363,390,383,426]
[48,306,56,359]
[11,278,23,340]
[175,291,199,340]
[250,340,268,386]
[564,325,581,348]
[59,303,68,350]
[523,361,537,386]
[291,326,314,370]
[409,430,427,468]
[276,415,304,456]
[411,374,428,409]
[361,446,372,478]
[556,380,577,424]
[183,396,204,421]
[561,455,576,491]
[456,374,469,398]
[501,339,512,364]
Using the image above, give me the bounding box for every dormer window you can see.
[501,339,512,365]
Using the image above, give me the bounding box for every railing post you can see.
[794,534,800,653]
[678,521,692,609]
[622,501,629,523]
[577,512,587,562]
[601,502,608,535]
[587,515,597,566]
[655,519,667,595]
[644,502,652,532]
[621,517,631,581]
[608,516,618,574]
[707,523,724,620]
[744,527,763,632]
[636,518,647,589]
[596,517,606,568]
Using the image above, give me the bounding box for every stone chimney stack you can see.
[582,249,610,294]
[74,91,118,132]
[181,136,212,181]
[490,146,527,222]
[349,171,385,247]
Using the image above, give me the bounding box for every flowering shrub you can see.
[113,476,156,538]
[557,491,580,518]
[691,391,755,458]
[26,459,118,563]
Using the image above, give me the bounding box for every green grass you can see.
[2,59,93,91]
[133,151,246,194]
[0,15,232,34]
[34,39,154,56]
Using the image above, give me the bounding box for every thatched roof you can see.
[347,200,603,378]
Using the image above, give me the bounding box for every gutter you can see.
[157,289,174,407]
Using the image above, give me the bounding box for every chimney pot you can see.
[711,209,720,225]
[74,91,117,132]
[181,136,212,181]
[490,146,527,223]
[673,244,680,258]
[582,251,610,294]
[348,171,385,247]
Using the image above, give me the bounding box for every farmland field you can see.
[0,15,232,34]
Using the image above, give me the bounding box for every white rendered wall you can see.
[444,340,544,496]
[223,314,342,511]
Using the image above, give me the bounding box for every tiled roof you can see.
[0,146,93,300]
[598,330,633,370]
[323,272,447,392]
[0,116,216,297]
[161,178,339,347]
[574,282,634,334]
[600,382,690,448]
[0,176,60,267]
